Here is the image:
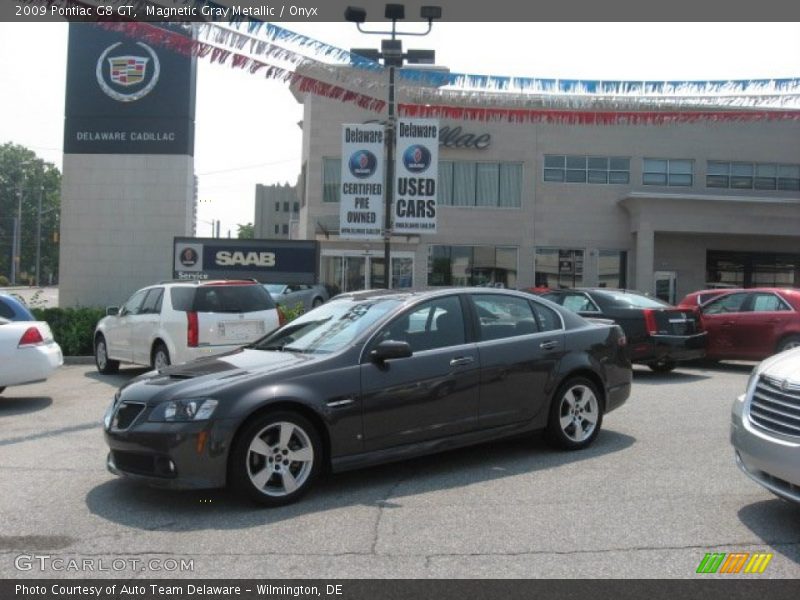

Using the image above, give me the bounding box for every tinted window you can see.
[532,302,562,331]
[561,293,599,313]
[140,288,164,315]
[473,294,538,340]
[193,285,276,313]
[122,290,147,316]
[703,292,748,315]
[379,296,465,352]
[751,293,790,312]
[603,292,668,309]
[0,299,14,319]
[170,287,195,312]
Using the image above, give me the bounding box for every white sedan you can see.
[0,317,63,395]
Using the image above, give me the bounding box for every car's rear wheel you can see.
[0,387,5,396]
[648,359,677,373]
[311,297,324,308]
[152,342,171,371]
[777,335,800,354]
[546,377,603,450]
[95,334,120,374]
[230,411,322,507]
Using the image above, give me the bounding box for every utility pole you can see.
[11,185,22,285]
[35,185,44,287]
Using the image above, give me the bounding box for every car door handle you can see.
[450,357,474,367]
[539,340,558,350]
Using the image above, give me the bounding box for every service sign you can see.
[173,238,319,284]
[340,124,384,239]
[394,119,439,233]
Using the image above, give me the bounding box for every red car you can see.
[698,287,800,360]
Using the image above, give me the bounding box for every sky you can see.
[0,22,799,237]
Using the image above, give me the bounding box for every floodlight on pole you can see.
[345,3,441,289]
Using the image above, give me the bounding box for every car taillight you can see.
[18,327,44,347]
[187,311,198,347]
[642,309,658,336]
[278,306,286,328]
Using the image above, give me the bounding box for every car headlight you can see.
[149,399,219,422]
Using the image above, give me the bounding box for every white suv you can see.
[94,280,282,373]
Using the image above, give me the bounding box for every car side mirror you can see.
[106,306,119,316]
[370,340,412,363]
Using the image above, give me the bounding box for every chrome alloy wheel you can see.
[246,421,315,497]
[96,340,108,370]
[153,348,170,370]
[558,384,599,443]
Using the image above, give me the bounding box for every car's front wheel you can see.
[230,411,322,507]
[546,377,603,450]
[95,334,120,374]
[311,297,324,308]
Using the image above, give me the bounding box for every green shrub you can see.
[278,302,305,324]
[31,307,106,356]
[0,275,9,287]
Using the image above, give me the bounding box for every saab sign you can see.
[173,238,319,284]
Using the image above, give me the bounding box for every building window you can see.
[283,201,289,212]
[534,248,584,289]
[274,224,279,234]
[544,155,630,184]
[438,161,522,207]
[293,202,299,213]
[643,158,693,186]
[275,201,280,212]
[707,161,800,191]
[323,157,341,203]
[282,224,289,235]
[707,250,798,288]
[428,245,518,288]
[598,250,627,289]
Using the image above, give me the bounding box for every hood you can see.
[120,347,318,403]
[757,347,800,384]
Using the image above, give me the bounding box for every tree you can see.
[0,143,61,285]
[237,222,255,239]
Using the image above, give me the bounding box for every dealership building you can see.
[265,70,800,303]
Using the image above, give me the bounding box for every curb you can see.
[64,356,95,365]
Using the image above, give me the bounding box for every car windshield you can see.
[604,292,669,308]
[264,284,286,294]
[252,297,402,354]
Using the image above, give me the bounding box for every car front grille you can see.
[112,402,145,430]
[749,375,800,438]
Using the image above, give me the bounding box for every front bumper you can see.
[731,394,800,503]
[104,415,239,490]
[632,332,707,364]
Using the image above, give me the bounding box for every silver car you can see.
[264,283,328,312]
[731,346,800,503]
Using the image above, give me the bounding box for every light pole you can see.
[345,4,441,289]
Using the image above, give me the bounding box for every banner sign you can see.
[64,23,197,155]
[339,124,385,239]
[394,119,439,234]
[173,238,319,284]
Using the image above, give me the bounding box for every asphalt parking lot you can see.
[1,362,799,579]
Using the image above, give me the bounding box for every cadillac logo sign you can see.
[96,42,160,102]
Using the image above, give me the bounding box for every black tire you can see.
[94,334,120,374]
[151,342,171,371]
[648,360,677,373]
[0,387,5,396]
[229,410,322,507]
[545,376,604,451]
[311,297,324,308]
[777,335,800,354]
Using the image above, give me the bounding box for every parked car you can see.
[538,288,706,372]
[731,345,800,504]
[94,280,282,374]
[699,288,800,361]
[677,288,743,310]
[0,292,35,321]
[0,316,63,395]
[103,288,632,506]
[264,283,329,312]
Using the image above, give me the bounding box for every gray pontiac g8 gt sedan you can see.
[104,288,632,506]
